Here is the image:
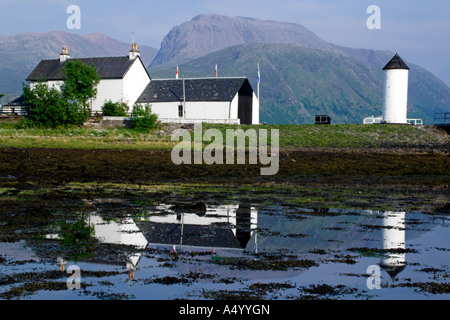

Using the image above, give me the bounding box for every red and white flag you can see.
[214,64,218,77]
[176,65,179,79]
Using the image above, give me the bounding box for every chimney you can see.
[129,43,140,60]
[60,46,70,62]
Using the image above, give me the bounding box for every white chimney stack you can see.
[60,46,70,62]
[382,53,410,124]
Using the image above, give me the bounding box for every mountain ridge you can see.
[0,30,158,93]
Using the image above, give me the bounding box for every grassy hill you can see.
[149,43,450,125]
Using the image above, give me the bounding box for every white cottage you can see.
[138,77,260,125]
[25,44,151,114]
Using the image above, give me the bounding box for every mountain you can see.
[0,31,158,93]
[151,14,344,66]
[149,14,450,124]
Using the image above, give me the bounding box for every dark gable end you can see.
[138,78,249,103]
[26,56,138,82]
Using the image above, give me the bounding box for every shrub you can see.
[101,100,129,117]
[129,102,158,132]
[22,82,90,128]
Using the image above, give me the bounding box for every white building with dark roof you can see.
[26,44,151,115]
[138,77,259,125]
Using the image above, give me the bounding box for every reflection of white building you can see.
[139,204,258,250]
[381,211,406,280]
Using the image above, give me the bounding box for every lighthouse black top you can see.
[383,53,410,70]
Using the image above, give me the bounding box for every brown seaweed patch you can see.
[392,282,450,294]
[300,283,358,296]
[211,254,317,271]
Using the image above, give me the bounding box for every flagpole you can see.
[182,75,186,119]
[257,63,260,102]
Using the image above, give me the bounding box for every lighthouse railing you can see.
[434,113,450,126]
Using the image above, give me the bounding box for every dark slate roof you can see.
[138,78,250,103]
[3,95,27,106]
[383,53,410,70]
[26,56,143,81]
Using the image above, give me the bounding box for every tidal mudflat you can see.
[0,148,448,300]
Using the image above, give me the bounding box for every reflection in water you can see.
[86,215,148,279]
[381,211,406,280]
[58,205,259,278]
[57,256,67,272]
[139,204,258,251]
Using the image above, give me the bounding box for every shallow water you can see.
[0,202,448,300]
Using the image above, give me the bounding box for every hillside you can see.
[149,43,450,124]
[0,31,158,93]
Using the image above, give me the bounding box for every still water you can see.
[0,202,448,300]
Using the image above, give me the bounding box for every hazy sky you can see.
[1,0,449,85]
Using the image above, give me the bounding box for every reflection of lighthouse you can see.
[87,215,148,279]
[382,53,410,124]
[381,211,406,280]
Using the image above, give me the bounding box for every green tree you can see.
[61,60,101,113]
[21,60,100,128]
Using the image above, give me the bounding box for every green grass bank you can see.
[0,119,448,152]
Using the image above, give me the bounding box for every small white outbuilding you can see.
[138,77,260,125]
[382,53,410,124]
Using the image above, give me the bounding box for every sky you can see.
[1,0,449,85]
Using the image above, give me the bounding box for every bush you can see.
[22,83,89,128]
[129,103,158,132]
[101,100,129,117]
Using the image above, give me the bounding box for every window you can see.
[178,104,183,118]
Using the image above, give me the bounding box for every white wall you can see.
[29,78,123,114]
[382,69,409,124]
[229,94,239,119]
[123,58,151,109]
[252,92,260,125]
[149,101,235,121]
[30,80,63,91]
[91,79,124,113]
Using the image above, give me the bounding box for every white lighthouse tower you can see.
[382,53,410,124]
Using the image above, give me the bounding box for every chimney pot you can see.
[60,46,70,62]
[129,43,140,60]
